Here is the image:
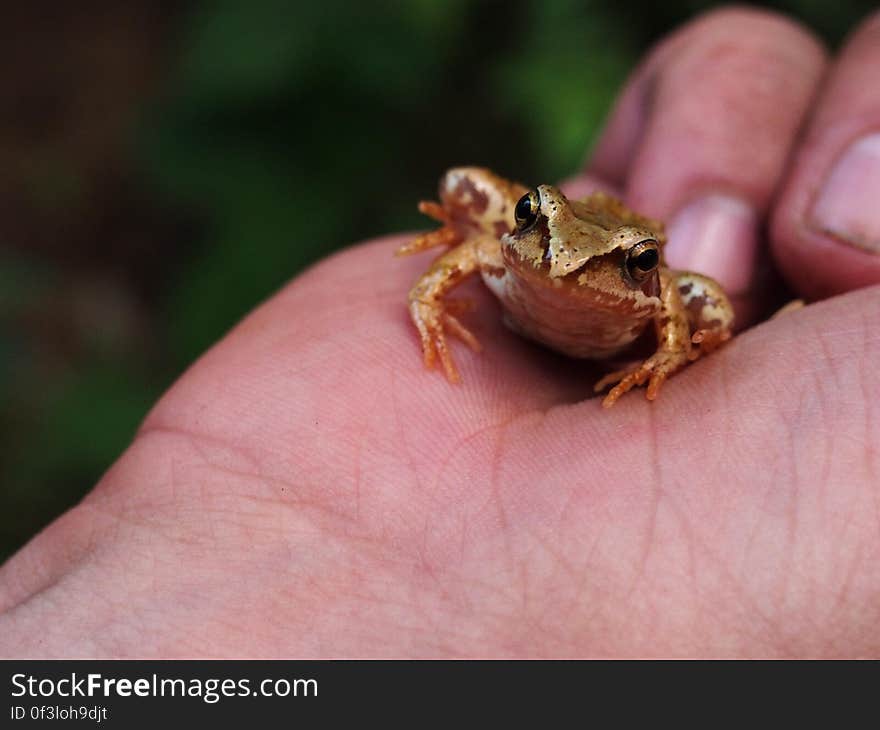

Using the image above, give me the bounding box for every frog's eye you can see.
[514,191,540,231]
[625,239,660,281]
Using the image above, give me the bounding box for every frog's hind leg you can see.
[676,272,735,361]
[595,270,734,407]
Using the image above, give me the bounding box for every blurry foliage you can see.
[1,0,876,560]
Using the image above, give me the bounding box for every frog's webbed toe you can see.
[594,350,689,408]
[409,298,481,383]
[688,327,732,361]
[395,201,463,257]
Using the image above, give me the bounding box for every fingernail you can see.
[810,133,880,253]
[664,195,757,296]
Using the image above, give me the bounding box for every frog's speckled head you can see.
[500,184,665,314]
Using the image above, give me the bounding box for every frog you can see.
[396,167,734,407]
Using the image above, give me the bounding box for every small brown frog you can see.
[397,167,734,407]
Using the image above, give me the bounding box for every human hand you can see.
[2,7,878,657]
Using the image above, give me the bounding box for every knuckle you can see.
[842,9,880,55]
[854,7,880,34]
[680,5,827,65]
[692,5,815,38]
[655,6,827,117]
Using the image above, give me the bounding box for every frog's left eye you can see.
[514,191,540,231]
[625,239,660,281]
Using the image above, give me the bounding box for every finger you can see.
[588,36,678,186]
[771,11,880,299]
[557,171,619,200]
[588,7,827,321]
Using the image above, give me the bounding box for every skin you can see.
[401,171,734,406]
[2,6,880,657]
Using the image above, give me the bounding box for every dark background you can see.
[0,0,873,561]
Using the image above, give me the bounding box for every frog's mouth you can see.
[503,239,662,315]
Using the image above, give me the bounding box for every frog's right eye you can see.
[625,239,660,282]
[514,191,540,231]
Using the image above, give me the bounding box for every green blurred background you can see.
[0,0,873,560]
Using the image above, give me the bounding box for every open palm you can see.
[1,7,879,657]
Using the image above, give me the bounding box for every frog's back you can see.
[437,167,527,239]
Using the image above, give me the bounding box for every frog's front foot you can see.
[395,202,462,257]
[594,350,688,408]
[688,328,731,360]
[409,296,481,383]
